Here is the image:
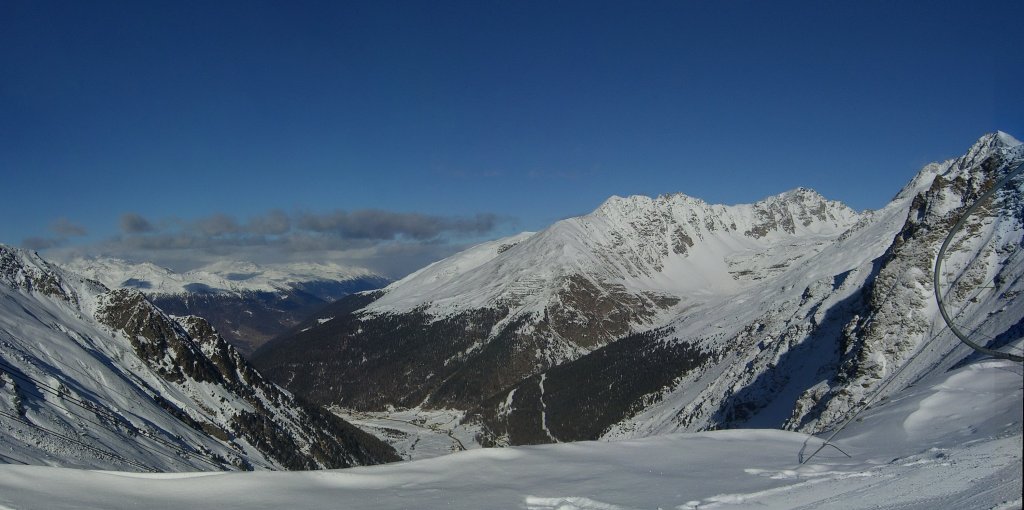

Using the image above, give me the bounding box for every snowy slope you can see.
[0,245,398,471]
[1,349,1019,509]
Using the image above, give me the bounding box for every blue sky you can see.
[2,0,1022,277]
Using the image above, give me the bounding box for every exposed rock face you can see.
[1,247,90,305]
[786,134,1024,433]
[0,245,399,470]
[97,289,222,384]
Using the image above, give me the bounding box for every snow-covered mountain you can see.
[0,245,399,470]
[253,132,1024,448]
[368,187,857,317]
[254,185,860,410]
[62,258,390,355]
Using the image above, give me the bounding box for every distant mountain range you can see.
[62,259,390,356]
[0,247,399,470]
[252,131,1024,446]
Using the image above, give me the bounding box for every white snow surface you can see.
[61,257,383,296]
[0,351,1019,509]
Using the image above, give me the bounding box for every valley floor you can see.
[331,407,481,460]
[1,355,1020,510]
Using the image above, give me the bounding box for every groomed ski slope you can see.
[1,349,1019,509]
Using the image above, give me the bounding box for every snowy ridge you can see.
[368,187,858,319]
[62,257,386,297]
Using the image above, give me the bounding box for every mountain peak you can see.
[597,192,711,213]
[1,243,47,273]
[367,183,860,323]
[993,130,1021,147]
[596,187,839,218]
[777,186,817,198]
[962,131,1022,162]
[963,131,1024,174]
[891,131,1023,204]
[0,243,93,306]
[766,187,829,205]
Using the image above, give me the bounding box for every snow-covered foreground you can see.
[1,354,1020,509]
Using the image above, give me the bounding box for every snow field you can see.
[0,353,1019,509]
